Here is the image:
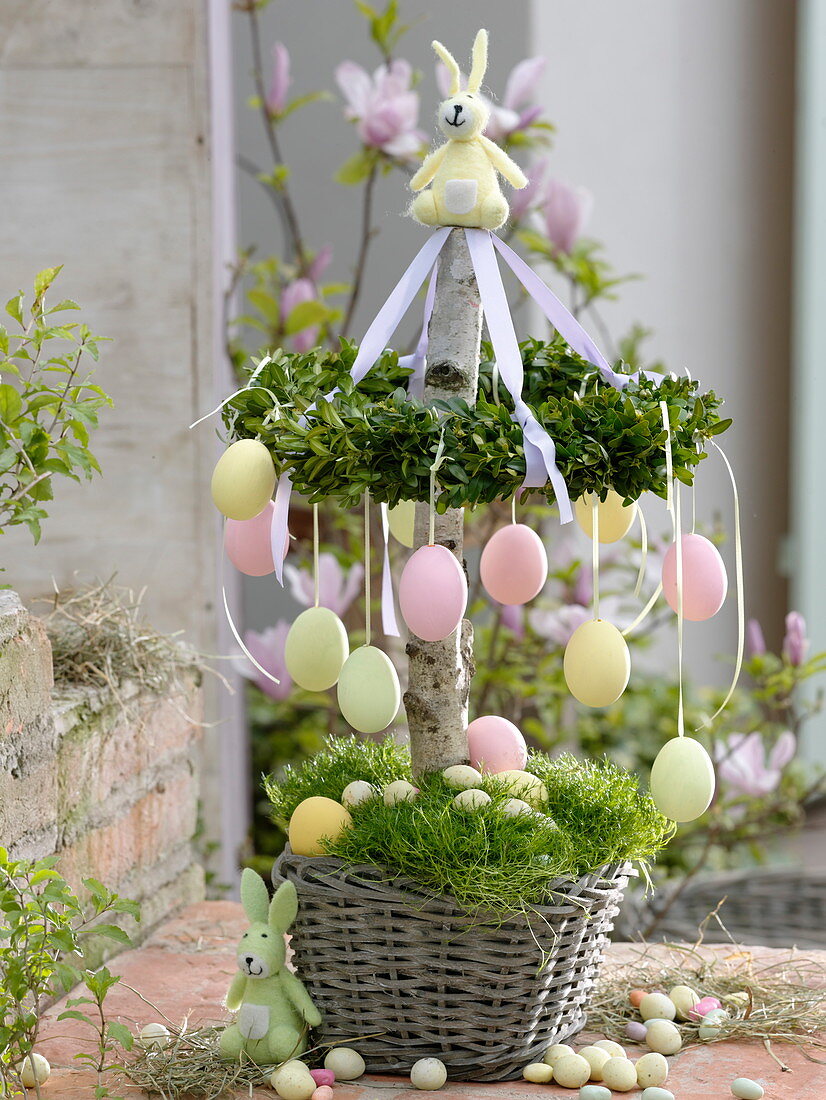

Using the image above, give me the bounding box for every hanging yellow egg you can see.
[563,619,630,707]
[337,645,401,733]
[650,737,715,822]
[388,500,416,548]
[288,796,353,856]
[284,606,349,691]
[210,439,276,521]
[574,490,637,543]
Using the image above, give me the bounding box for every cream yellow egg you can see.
[543,1043,575,1066]
[210,439,276,521]
[601,1056,638,1091]
[383,780,418,805]
[285,606,349,691]
[288,796,352,857]
[575,490,637,543]
[593,1040,626,1058]
[579,1045,610,1080]
[337,645,401,733]
[650,736,715,822]
[668,984,700,1020]
[636,1052,669,1088]
[442,764,483,789]
[271,1061,316,1100]
[388,500,416,547]
[20,1053,50,1087]
[324,1047,365,1080]
[494,769,547,808]
[645,1020,682,1055]
[523,1063,554,1083]
[563,619,630,708]
[552,1053,591,1089]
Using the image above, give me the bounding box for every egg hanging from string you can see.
[388,500,416,548]
[398,544,467,642]
[285,606,349,692]
[210,438,276,521]
[650,736,716,821]
[337,645,401,733]
[574,490,637,543]
[224,501,289,576]
[563,619,631,707]
[466,715,528,773]
[661,533,728,621]
[480,523,548,605]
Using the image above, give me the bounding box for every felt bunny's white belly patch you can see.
[444,179,478,215]
[238,1002,269,1040]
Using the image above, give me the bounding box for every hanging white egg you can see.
[388,500,416,547]
[398,544,467,642]
[337,645,401,733]
[574,490,637,543]
[563,619,631,707]
[650,736,716,822]
[284,606,349,691]
[661,533,728,621]
[480,523,548,605]
[210,439,276,521]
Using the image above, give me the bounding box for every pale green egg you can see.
[388,499,416,547]
[650,736,715,822]
[337,645,401,733]
[284,606,349,691]
[210,439,275,521]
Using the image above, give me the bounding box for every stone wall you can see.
[0,591,204,940]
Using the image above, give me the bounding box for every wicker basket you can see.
[273,848,632,1081]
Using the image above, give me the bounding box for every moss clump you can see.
[264,736,671,915]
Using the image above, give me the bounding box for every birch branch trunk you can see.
[404,229,481,777]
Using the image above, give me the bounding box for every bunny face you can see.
[437,92,489,141]
[237,920,285,979]
[236,869,298,981]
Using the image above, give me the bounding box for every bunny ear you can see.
[467,28,489,93]
[433,40,460,96]
[240,868,270,924]
[269,880,298,933]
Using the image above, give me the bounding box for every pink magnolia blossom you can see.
[335,59,425,159]
[242,621,292,700]
[746,618,766,658]
[529,603,591,648]
[500,603,525,639]
[436,55,547,142]
[284,552,364,617]
[715,730,796,798]
[783,611,808,666]
[266,42,291,116]
[280,277,318,353]
[542,178,593,254]
[509,157,548,221]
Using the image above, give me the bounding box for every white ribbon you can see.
[379,503,401,637]
[399,262,439,401]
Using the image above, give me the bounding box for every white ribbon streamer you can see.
[271,471,292,585]
[380,503,401,637]
[399,263,439,401]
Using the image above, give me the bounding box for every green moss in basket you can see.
[264,736,671,915]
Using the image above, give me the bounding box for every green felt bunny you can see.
[219,869,321,1063]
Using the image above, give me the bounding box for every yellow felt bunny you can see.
[410,29,528,230]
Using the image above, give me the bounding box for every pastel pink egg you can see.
[399,544,467,642]
[661,533,727,621]
[689,996,722,1020]
[224,501,289,576]
[480,523,548,606]
[466,715,528,774]
[312,1088,334,1100]
[310,1069,335,1087]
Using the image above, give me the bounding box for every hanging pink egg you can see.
[480,524,548,606]
[398,544,467,642]
[661,533,727,621]
[224,501,289,576]
[466,715,528,773]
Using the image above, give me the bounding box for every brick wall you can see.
[0,591,204,942]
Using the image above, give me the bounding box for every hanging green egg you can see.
[650,736,715,822]
[337,645,401,733]
[284,606,349,691]
[210,439,276,521]
[388,500,416,548]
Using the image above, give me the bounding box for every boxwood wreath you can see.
[222,335,731,511]
[265,735,672,915]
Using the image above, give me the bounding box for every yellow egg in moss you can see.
[211,439,276,521]
[285,606,349,691]
[388,500,416,547]
[650,736,715,822]
[574,490,637,543]
[494,769,547,808]
[337,645,401,733]
[288,796,353,857]
[563,618,630,708]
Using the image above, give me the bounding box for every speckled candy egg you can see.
[271,1061,316,1100]
[661,533,728,621]
[466,714,527,773]
[593,1040,626,1058]
[640,992,676,1021]
[699,1008,729,1040]
[452,788,491,812]
[480,523,548,605]
[552,1053,591,1089]
[410,1057,447,1090]
[503,797,533,816]
[543,1043,575,1066]
[285,606,349,692]
[575,490,637,543]
[288,797,352,857]
[383,780,419,806]
[388,499,416,547]
[625,1021,648,1042]
[669,983,700,1020]
[337,645,401,733]
[645,1020,682,1055]
[689,995,723,1020]
[635,1052,668,1088]
[443,764,483,789]
[650,736,715,822]
[731,1079,764,1099]
[399,545,467,642]
[225,500,289,576]
[601,1056,638,1092]
[323,1048,365,1080]
[495,769,548,808]
[210,439,276,521]
[522,1064,554,1083]
[341,780,377,809]
[578,1045,610,1080]
[564,619,631,708]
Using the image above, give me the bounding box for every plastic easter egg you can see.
[689,995,723,1019]
[399,544,467,642]
[383,780,419,805]
[323,1047,365,1080]
[563,619,631,708]
[224,500,289,576]
[495,769,548,808]
[410,1057,447,1090]
[601,1057,638,1092]
[20,1053,50,1087]
[289,796,352,857]
[452,788,491,812]
[341,780,377,808]
[443,764,483,789]
[640,992,676,1021]
[636,1052,669,1088]
[337,645,401,733]
[650,736,715,822]
[661,533,727,621]
[388,500,416,547]
[285,607,349,692]
[480,523,548,605]
[575,490,637,543]
[466,715,528,774]
[210,438,276,521]
[523,1063,554,1084]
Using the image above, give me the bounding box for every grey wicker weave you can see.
[273,848,631,1081]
